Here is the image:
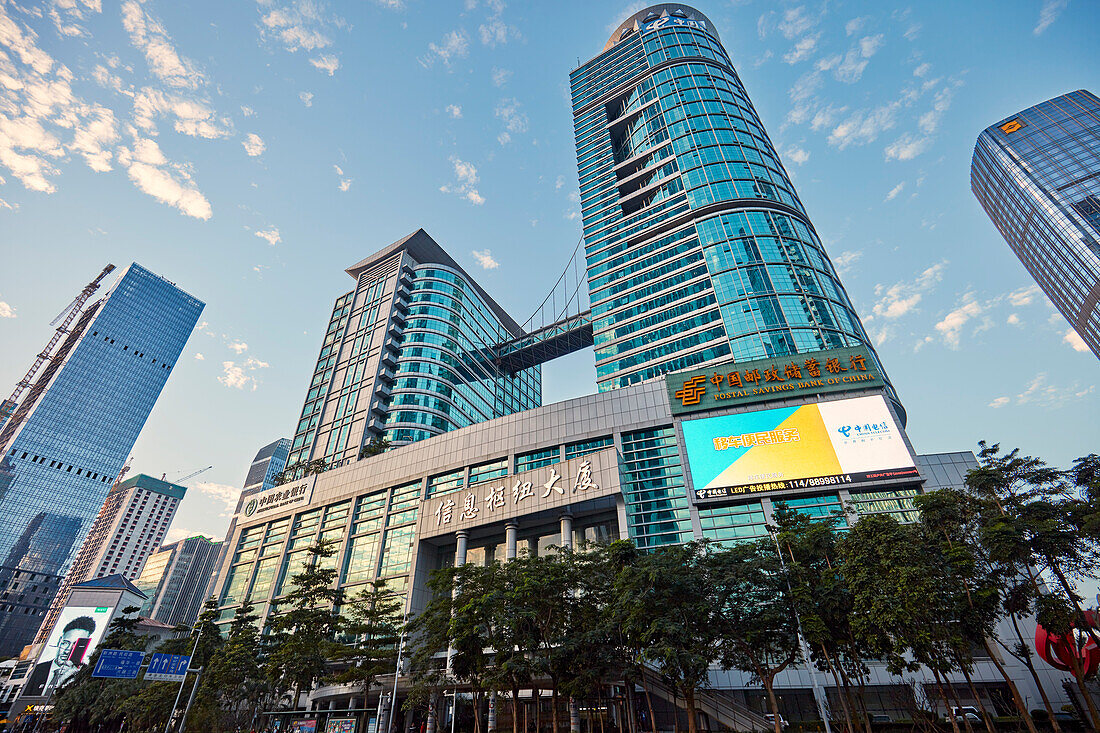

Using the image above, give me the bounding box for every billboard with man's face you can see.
[24,605,113,696]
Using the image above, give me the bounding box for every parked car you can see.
[869,714,892,723]
[763,713,789,730]
[949,707,982,722]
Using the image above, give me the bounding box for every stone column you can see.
[505,522,519,561]
[455,529,469,567]
[560,513,573,550]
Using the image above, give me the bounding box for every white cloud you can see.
[1007,284,1042,307]
[913,63,932,78]
[0,299,15,318]
[491,67,512,87]
[299,91,314,107]
[918,82,959,135]
[479,17,519,47]
[934,293,983,348]
[494,97,528,144]
[1007,313,1021,325]
[885,182,905,201]
[334,164,352,191]
[370,0,404,8]
[1034,0,1067,34]
[440,156,485,205]
[194,352,204,360]
[121,0,203,89]
[785,146,810,165]
[446,104,463,118]
[242,133,265,157]
[421,29,469,68]
[192,481,241,515]
[132,88,232,140]
[1064,328,1090,353]
[783,34,819,65]
[255,226,280,246]
[873,261,946,319]
[227,340,248,354]
[845,17,867,36]
[218,357,269,391]
[118,139,212,220]
[241,105,255,117]
[829,102,899,149]
[833,34,883,83]
[884,133,931,162]
[833,250,862,276]
[472,249,499,270]
[309,54,339,75]
[988,396,1010,409]
[1016,372,1094,408]
[778,6,818,39]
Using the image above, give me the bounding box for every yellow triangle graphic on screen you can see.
[705,404,842,489]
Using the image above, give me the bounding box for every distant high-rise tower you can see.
[284,229,540,471]
[971,89,1100,359]
[32,474,186,647]
[0,264,202,656]
[134,535,222,627]
[243,438,291,492]
[569,5,900,412]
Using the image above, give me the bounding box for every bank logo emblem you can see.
[675,375,708,406]
[1000,119,1023,134]
[244,498,258,517]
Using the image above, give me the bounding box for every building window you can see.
[469,458,507,485]
[515,446,560,474]
[565,436,613,460]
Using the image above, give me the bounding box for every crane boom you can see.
[176,465,213,484]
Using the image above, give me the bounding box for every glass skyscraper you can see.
[243,437,291,492]
[285,229,540,472]
[971,89,1100,359]
[0,263,203,656]
[570,4,899,412]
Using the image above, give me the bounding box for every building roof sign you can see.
[666,346,885,416]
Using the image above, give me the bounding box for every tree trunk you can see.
[820,644,855,733]
[930,669,961,733]
[1008,613,1061,733]
[837,656,870,733]
[514,687,521,733]
[624,681,638,733]
[639,676,658,733]
[1046,562,1100,730]
[762,675,784,733]
[552,685,560,733]
[955,657,996,733]
[980,634,1040,733]
[1061,636,1100,731]
[941,669,975,733]
[683,686,698,733]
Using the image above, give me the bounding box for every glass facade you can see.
[570,5,898,413]
[286,231,541,472]
[621,426,693,548]
[0,263,203,656]
[971,89,1100,359]
[134,535,222,627]
[243,437,291,492]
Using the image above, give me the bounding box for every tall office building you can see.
[0,264,203,656]
[135,535,222,627]
[971,89,1100,359]
[284,229,540,471]
[244,438,292,492]
[570,5,898,410]
[32,473,187,647]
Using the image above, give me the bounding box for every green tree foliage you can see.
[265,540,347,709]
[331,580,403,700]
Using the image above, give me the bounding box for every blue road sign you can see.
[92,649,144,679]
[145,652,191,681]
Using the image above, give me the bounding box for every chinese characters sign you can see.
[666,346,884,416]
[241,479,314,518]
[418,450,617,539]
[682,395,918,504]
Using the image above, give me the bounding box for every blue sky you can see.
[0,0,1097,543]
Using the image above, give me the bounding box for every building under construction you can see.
[0,263,203,657]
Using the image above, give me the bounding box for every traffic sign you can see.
[145,652,191,681]
[92,649,144,679]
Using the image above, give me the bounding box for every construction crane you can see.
[160,465,213,484]
[0,264,117,454]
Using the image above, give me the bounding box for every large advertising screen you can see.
[682,395,918,503]
[24,605,114,696]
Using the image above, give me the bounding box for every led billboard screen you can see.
[682,395,918,503]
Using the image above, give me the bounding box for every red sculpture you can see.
[1035,610,1100,677]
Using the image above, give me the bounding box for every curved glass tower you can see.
[972,89,1100,360]
[571,4,900,415]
